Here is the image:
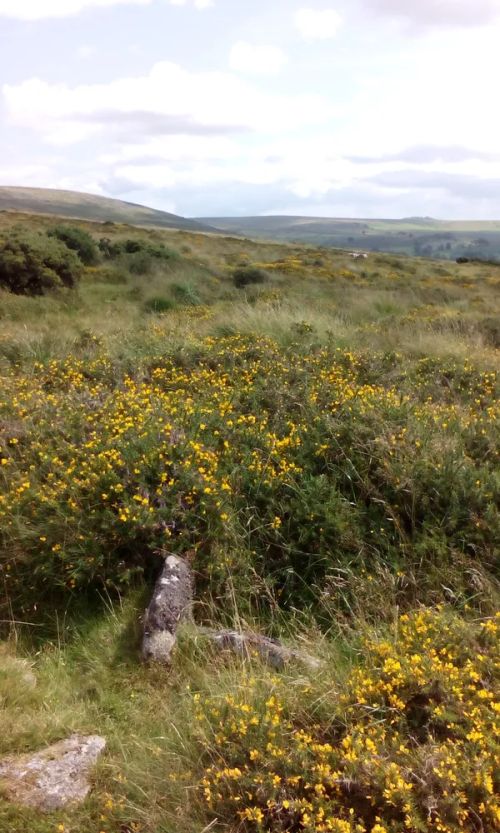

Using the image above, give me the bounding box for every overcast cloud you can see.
[359,0,500,27]
[0,0,213,20]
[1,0,500,219]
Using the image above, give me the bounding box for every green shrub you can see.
[126,251,155,275]
[48,224,99,266]
[233,266,268,288]
[0,231,82,296]
[172,282,201,306]
[98,237,178,276]
[99,237,177,262]
[143,296,175,314]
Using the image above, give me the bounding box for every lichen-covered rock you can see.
[0,734,106,811]
[142,554,193,664]
[204,629,321,670]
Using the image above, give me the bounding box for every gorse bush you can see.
[195,609,500,833]
[0,231,82,296]
[48,224,99,266]
[126,250,156,275]
[233,266,269,288]
[99,236,176,261]
[98,236,178,276]
[0,336,497,617]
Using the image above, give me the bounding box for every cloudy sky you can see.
[1,0,500,218]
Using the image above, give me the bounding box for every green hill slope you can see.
[0,186,216,233]
[201,214,500,260]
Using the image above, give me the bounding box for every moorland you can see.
[203,215,500,262]
[0,207,498,833]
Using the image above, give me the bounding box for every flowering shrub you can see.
[0,336,498,616]
[195,609,500,833]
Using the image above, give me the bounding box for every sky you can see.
[1,0,500,219]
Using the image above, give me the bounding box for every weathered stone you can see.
[142,554,193,664]
[0,734,106,811]
[203,629,321,671]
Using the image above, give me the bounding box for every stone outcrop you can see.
[0,735,106,811]
[142,554,193,664]
[141,556,321,670]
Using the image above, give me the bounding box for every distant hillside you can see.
[201,215,500,261]
[0,187,215,233]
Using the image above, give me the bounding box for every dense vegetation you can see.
[48,224,99,266]
[2,334,498,619]
[0,211,498,833]
[0,230,82,295]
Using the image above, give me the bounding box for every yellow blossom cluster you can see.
[196,609,499,833]
[0,334,498,614]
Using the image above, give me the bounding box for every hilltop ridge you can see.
[0,186,216,233]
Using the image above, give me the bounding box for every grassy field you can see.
[0,212,499,833]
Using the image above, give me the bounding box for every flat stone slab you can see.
[0,734,106,811]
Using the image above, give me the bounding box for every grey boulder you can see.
[0,734,106,811]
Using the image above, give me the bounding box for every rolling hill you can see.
[201,215,500,260]
[0,186,216,233]
[3,187,500,261]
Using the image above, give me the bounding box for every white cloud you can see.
[0,163,107,197]
[0,0,213,20]
[77,45,97,59]
[229,41,287,75]
[170,0,213,6]
[359,0,500,27]
[2,61,332,144]
[294,7,342,39]
[2,3,500,219]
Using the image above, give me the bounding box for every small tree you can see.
[48,224,99,265]
[0,232,83,296]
